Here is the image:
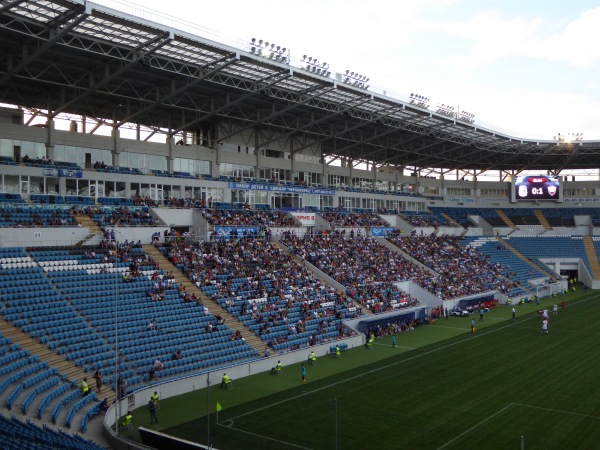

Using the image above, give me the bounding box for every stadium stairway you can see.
[533,210,551,230]
[142,245,265,352]
[582,236,600,279]
[495,210,516,229]
[0,319,115,432]
[495,237,555,279]
[439,212,462,228]
[74,215,103,247]
[0,320,87,390]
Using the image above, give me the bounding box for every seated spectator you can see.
[154,358,164,371]
[149,367,158,381]
[173,348,183,360]
[231,330,243,341]
[99,398,110,413]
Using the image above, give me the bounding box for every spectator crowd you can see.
[161,234,360,351]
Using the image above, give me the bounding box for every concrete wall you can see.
[464,227,483,236]
[436,226,463,236]
[0,227,89,247]
[153,208,195,228]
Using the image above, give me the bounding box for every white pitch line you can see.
[218,421,313,449]
[512,403,600,420]
[436,403,516,450]
[373,342,416,350]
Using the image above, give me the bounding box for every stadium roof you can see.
[1,0,599,173]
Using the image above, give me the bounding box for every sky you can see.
[97,0,600,141]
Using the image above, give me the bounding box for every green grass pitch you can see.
[126,289,600,449]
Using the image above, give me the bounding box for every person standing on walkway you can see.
[148,399,158,424]
[93,370,103,395]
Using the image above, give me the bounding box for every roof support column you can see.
[166,136,174,173]
[321,147,326,185]
[46,118,55,162]
[112,128,120,168]
[254,125,260,179]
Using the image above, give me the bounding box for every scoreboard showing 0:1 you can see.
[531,186,544,195]
[514,175,560,201]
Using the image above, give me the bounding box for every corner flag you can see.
[216,402,223,412]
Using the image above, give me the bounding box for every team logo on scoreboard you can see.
[547,185,557,197]
[518,185,528,197]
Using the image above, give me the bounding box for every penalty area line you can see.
[217,421,313,450]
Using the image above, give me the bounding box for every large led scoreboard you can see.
[512,175,561,202]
